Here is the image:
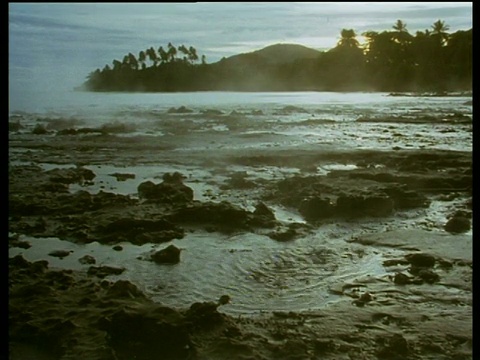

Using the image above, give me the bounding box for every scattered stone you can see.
[201,109,224,116]
[393,272,411,285]
[169,201,250,230]
[444,216,471,234]
[78,255,96,265]
[377,334,410,358]
[417,269,440,284]
[10,239,31,249]
[32,124,48,135]
[299,196,335,220]
[87,265,125,278]
[218,295,231,305]
[109,173,135,181]
[137,172,193,204]
[383,259,409,267]
[353,292,374,306]
[48,250,73,259]
[106,280,146,299]
[167,105,193,114]
[151,245,181,264]
[405,253,436,268]
[99,308,194,359]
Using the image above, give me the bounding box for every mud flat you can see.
[9,103,472,359]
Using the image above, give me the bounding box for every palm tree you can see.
[178,44,190,63]
[158,46,169,64]
[431,20,450,45]
[145,47,158,67]
[128,53,138,70]
[138,50,146,69]
[167,42,177,62]
[188,46,198,63]
[337,29,360,48]
[112,59,122,71]
[392,19,407,32]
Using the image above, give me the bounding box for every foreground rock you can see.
[9,255,472,360]
[151,245,182,264]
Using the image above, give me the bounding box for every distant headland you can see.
[81,20,471,93]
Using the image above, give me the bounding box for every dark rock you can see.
[48,250,73,259]
[151,245,181,264]
[167,105,193,114]
[393,272,411,285]
[353,292,374,306]
[186,301,224,328]
[253,202,275,219]
[9,255,32,269]
[112,245,123,251]
[444,216,470,233]
[250,202,277,227]
[417,269,440,284]
[9,121,24,132]
[405,253,436,268]
[169,201,250,230]
[137,173,193,204]
[45,269,75,285]
[437,259,453,268]
[314,340,335,355]
[218,295,231,305]
[383,259,409,267]
[377,334,410,358]
[109,173,135,181]
[201,109,224,115]
[299,196,335,221]
[383,186,430,209]
[106,280,146,299]
[78,255,96,265]
[46,167,96,184]
[135,230,185,245]
[224,171,256,189]
[87,265,125,278]
[32,124,48,135]
[56,128,79,136]
[363,195,394,217]
[10,239,31,249]
[97,218,184,245]
[99,308,194,360]
[268,228,297,242]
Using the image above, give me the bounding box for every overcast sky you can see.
[9,2,472,100]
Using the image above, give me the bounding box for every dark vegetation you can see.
[82,20,472,93]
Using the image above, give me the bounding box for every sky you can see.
[8,2,472,108]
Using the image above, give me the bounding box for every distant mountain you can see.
[214,43,322,67]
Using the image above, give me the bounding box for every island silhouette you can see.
[81,20,471,93]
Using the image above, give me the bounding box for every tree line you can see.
[82,20,472,92]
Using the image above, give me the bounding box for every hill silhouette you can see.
[217,43,322,67]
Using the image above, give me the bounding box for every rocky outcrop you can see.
[151,245,182,264]
[444,216,471,234]
[168,201,250,230]
[96,217,184,245]
[137,172,194,204]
